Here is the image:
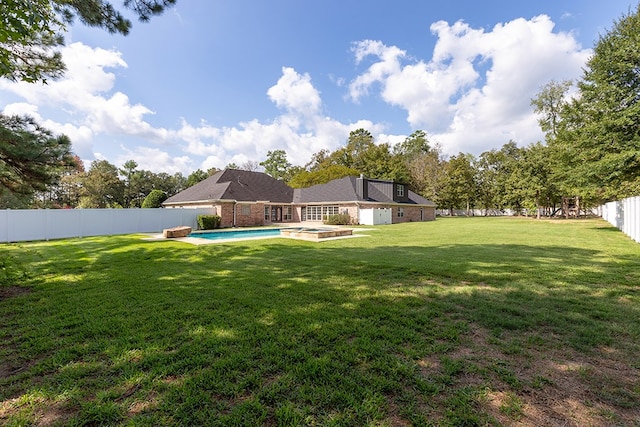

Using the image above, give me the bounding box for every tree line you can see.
[2,4,639,213]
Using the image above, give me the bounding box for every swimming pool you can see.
[188,227,353,242]
[190,227,286,241]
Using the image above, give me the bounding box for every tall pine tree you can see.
[0,114,75,207]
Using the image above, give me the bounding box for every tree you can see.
[320,129,408,181]
[1,0,176,83]
[394,130,434,192]
[553,5,640,200]
[305,149,331,171]
[78,160,124,208]
[494,141,527,214]
[330,128,376,171]
[513,142,560,218]
[530,80,572,141]
[393,130,431,158]
[119,159,140,207]
[0,114,75,206]
[0,0,65,83]
[186,169,208,187]
[288,165,359,188]
[475,148,505,214]
[439,153,477,215]
[240,160,260,172]
[141,189,167,208]
[32,153,84,208]
[260,149,291,180]
[408,143,446,202]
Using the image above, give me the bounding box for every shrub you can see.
[197,215,221,230]
[142,190,168,208]
[323,213,352,225]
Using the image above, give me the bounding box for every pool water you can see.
[189,227,353,242]
[190,228,288,241]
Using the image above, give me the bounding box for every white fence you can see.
[0,207,216,243]
[599,196,640,243]
[436,209,513,216]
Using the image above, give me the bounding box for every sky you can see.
[0,0,636,176]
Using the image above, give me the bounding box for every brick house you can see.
[163,169,436,227]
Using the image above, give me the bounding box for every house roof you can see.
[164,170,436,207]
[293,176,359,203]
[163,169,294,205]
[293,176,436,206]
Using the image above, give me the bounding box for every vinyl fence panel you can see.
[0,208,215,243]
[601,196,640,243]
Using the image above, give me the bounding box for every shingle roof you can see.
[406,191,436,207]
[293,176,436,206]
[164,169,294,204]
[293,176,360,203]
[164,170,435,207]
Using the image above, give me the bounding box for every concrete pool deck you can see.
[143,224,373,245]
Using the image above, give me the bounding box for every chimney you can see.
[356,175,368,200]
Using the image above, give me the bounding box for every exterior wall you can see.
[217,203,236,228]
[357,203,435,224]
[263,205,297,225]
[293,206,303,222]
[167,202,303,228]
[393,206,435,223]
[234,203,267,227]
[165,201,435,228]
[422,206,437,221]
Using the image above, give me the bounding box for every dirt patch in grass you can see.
[0,396,75,427]
[34,401,76,427]
[433,323,640,426]
[0,286,31,301]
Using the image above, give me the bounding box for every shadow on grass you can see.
[1,235,639,425]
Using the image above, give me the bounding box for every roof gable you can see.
[164,169,293,204]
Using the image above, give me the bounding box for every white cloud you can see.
[348,15,591,155]
[117,146,193,175]
[2,14,590,176]
[0,42,169,152]
[267,67,322,116]
[172,67,386,169]
[349,40,406,101]
[0,44,388,173]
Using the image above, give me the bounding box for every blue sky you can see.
[0,0,636,175]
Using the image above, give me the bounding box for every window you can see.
[396,184,405,198]
[264,206,270,221]
[307,206,323,221]
[323,206,339,217]
[397,207,404,218]
[304,205,339,221]
[241,205,251,216]
[283,206,292,220]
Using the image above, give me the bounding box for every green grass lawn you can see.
[1,217,639,426]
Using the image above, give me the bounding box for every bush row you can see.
[323,214,352,225]
[197,215,221,230]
